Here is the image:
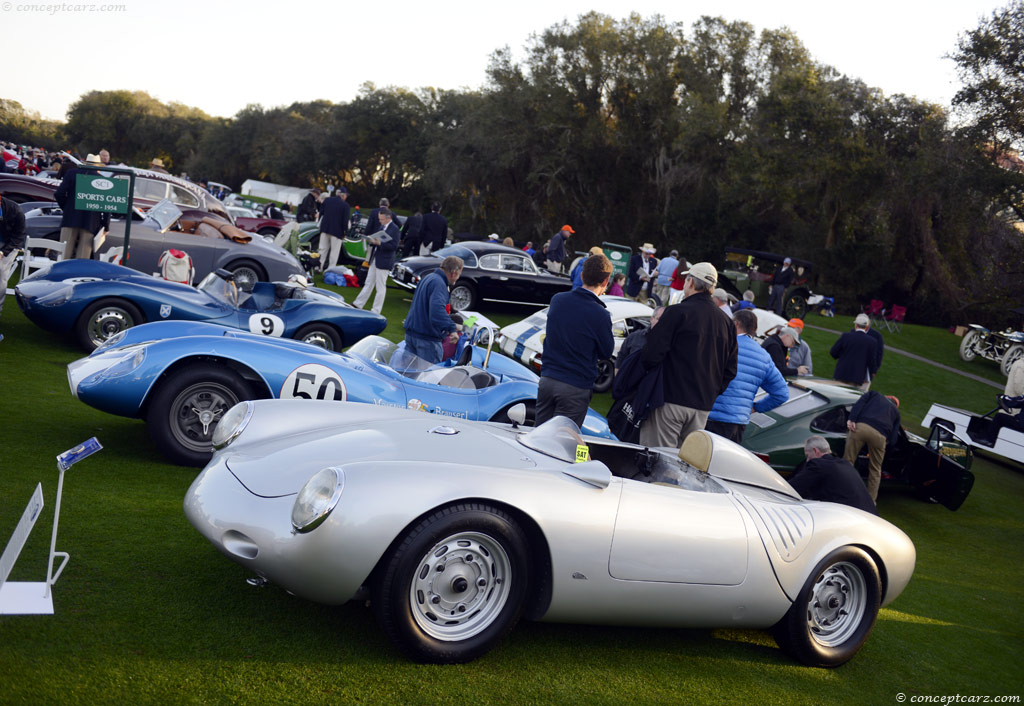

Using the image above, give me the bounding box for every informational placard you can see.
[0,484,52,615]
[0,484,43,588]
[74,173,131,214]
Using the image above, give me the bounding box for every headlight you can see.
[38,284,73,306]
[212,401,254,449]
[291,467,344,533]
[97,347,147,378]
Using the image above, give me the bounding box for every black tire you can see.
[294,323,342,351]
[491,401,537,426]
[645,293,662,308]
[75,298,144,351]
[785,293,808,320]
[226,259,265,292]
[257,227,280,237]
[145,363,252,467]
[772,546,881,668]
[372,503,530,663]
[449,281,477,311]
[592,358,615,394]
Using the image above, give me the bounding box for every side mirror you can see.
[507,403,527,428]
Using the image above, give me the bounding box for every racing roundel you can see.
[249,313,286,337]
[280,364,348,402]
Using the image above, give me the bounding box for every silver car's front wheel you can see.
[373,503,529,663]
[410,531,513,642]
[772,546,881,668]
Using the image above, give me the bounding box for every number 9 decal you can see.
[281,364,347,402]
[249,313,285,337]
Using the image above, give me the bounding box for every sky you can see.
[1,0,1007,122]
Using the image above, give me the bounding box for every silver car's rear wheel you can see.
[772,546,880,668]
[410,531,513,642]
[373,503,529,663]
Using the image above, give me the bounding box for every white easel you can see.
[0,437,102,614]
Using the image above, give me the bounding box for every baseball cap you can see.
[783,257,792,264]
[683,262,718,288]
[854,313,870,326]
[787,317,804,330]
[712,288,732,302]
[588,246,604,255]
[561,224,575,234]
[488,233,500,240]
[336,186,348,194]
[780,325,801,344]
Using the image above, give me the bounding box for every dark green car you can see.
[742,378,976,511]
[720,248,815,319]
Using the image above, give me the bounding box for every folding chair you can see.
[883,305,906,333]
[21,237,65,280]
[862,299,885,327]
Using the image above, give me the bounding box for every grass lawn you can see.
[1,281,1021,705]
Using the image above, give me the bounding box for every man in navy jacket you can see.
[403,255,463,363]
[789,436,877,514]
[352,208,400,315]
[318,187,351,271]
[843,391,901,502]
[419,201,447,256]
[830,313,879,388]
[536,254,615,428]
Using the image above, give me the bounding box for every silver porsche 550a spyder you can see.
[184,399,916,667]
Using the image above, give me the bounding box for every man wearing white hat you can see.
[768,256,794,316]
[53,154,105,260]
[626,243,658,302]
[639,262,737,447]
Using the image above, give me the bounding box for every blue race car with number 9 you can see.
[67,318,614,466]
[16,259,386,351]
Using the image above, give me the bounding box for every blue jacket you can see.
[319,195,350,237]
[708,334,789,425]
[541,287,614,388]
[368,221,400,270]
[404,269,455,341]
[570,257,585,289]
[548,231,568,262]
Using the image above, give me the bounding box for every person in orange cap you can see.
[786,317,813,375]
[545,224,574,273]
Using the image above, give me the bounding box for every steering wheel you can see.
[456,341,473,367]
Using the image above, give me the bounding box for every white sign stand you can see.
[0,437,102,615]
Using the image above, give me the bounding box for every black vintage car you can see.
[390,242,571,311]
[720,248,816,319]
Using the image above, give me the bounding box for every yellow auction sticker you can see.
[575,445,589,463]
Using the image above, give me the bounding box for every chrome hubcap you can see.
[88,307,135,346]
[410,531,511,641]
[450,287,472,311]
[301,331,334,350]
[169,382,238,452]
[806,561,867,647]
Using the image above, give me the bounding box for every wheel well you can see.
[854,544,889,604]
[365,498,554,621]
[139,355,272,417]
[226,259,267,279]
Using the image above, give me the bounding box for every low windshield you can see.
[348,336,440,374]
[433,245,478,268]
[145,198,183,233]
[197,272,238,307]
[518,416,586,462]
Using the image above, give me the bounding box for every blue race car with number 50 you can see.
[16,259,386,351]
[67,318,614,466]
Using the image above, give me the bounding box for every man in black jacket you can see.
[830,314,879,388]
[536,254,615,428]
[297,188,320,222]
[788,436,877,514]
[767,257,794,315]
[843,391,901,502]
[639,262,737,448]
[364,198,390,238]
[53,154,104,259]
[0,193,26,257]
[400,210,423,259]
[762,326,809,377]
[419,201,447,256]
[317,186,350,271]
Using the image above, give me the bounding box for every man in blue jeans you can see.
[403,255,464,363]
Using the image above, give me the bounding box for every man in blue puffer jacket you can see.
[705,309,789,442]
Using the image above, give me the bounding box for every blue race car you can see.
[16,259,386,351]
[67,320,614,466]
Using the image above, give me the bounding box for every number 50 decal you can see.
[280,364,348,401]
[249,313,286,337]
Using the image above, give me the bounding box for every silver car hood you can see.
[219,401,540,497]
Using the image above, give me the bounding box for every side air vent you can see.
[747,500,813,562]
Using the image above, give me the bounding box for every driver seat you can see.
[679,430,713,473]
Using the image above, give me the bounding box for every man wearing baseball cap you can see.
[546,224,574,273]
[786,318,813,375]
[762,324,809,377]
[768,256,794,316]
[639,261,737,447]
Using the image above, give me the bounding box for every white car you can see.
[497,296,654,393]
[922,400,1024,464]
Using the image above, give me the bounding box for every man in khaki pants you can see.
[53,154,104,260]
[843,391,901,502]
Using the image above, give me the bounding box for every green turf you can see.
[0,283,1021,704]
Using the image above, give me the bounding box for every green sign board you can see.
[74,173,131,214]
